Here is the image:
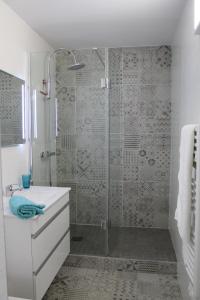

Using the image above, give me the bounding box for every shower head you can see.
[68,51,85,70]
[68,62,85,70]
[47,48,85,98]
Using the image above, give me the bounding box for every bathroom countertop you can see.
[3,185,71,218]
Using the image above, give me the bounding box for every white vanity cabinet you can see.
[4,186,71,300]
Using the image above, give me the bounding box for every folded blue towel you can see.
[9,195,45,219]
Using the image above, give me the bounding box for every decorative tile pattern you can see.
[76,136,107,181]
[122,181,138,227]
[76,181,107,225]
[56,150,76,181]
[109,85,122,133]
[76,87,106,135]
[110,181,123,226]
[56,49,108,226]
[119,46,171,228]
[123,154,139,181]
[56,46,171,230]
[109,48,123,85]
[56,86,76,135]
[110,134,123,181]
[43,264,181,299]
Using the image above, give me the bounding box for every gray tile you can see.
[109,85,122,133]
[76,182,107,225]
[70,225,106,256]
[55,46,171,233]
[122,181,138,227]
[122,47,143,85]
[109,48,123,85]
[75,48,105,87]
[109,227,176,261]
[76,87,106,135]
[56,150,76,182]
[109,181,123,226]
[70,225,176,263]
[44,265,181,300]
[76,134,107,180]
[110,134,123,181]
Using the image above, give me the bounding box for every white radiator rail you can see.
[188,127,200,299]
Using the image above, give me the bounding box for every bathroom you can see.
[0,0,200,299]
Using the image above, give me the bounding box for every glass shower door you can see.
[50,48,109,256]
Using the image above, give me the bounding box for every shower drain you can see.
[66,255,177,275]
[134,261,160,273]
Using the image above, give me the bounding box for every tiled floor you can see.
[44,225,180,299]
[71,224,106,256]
[71,225,176,261]
[43,265,182,300]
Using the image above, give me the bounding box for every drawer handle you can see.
[33,228,70,276]
[32,201,69,239]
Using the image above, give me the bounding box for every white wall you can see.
[0,0,53,191]
[170,0,200,299]
[0,0,53,298]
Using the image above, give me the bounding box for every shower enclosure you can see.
[30,46,175,261]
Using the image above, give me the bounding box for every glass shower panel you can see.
[108,46,172,259]
[54,48,109,256]
[30,52,57,186]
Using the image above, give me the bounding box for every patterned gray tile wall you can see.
[56,46,171,229]
[109,46,171,228]
[56,49,108,226]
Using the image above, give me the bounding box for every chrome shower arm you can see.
[47,48,70,99]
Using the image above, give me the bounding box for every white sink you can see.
[3,185,71,218]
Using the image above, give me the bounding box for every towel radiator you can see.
[184,127,200,299]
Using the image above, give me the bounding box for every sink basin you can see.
[3,185,71,218]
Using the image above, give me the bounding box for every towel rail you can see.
[183,126,200,299]
[190,129,198,245]
[183,128,198,294]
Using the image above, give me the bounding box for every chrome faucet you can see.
[6,184,22,197]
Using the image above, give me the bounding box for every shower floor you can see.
[71,225,176,262]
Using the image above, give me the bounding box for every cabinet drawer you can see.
[32,203,69,272]
[34,231,70,300]
[31,193,69,235]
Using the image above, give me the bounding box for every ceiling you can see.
[4,0,186,49]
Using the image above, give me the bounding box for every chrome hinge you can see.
[101,219,107,230]
[101,78,109,89]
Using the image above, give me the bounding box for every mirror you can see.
[0,70,26,146]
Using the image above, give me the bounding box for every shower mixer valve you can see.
[40,150,56,160]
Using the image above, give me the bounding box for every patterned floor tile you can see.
[44,266,182,300]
